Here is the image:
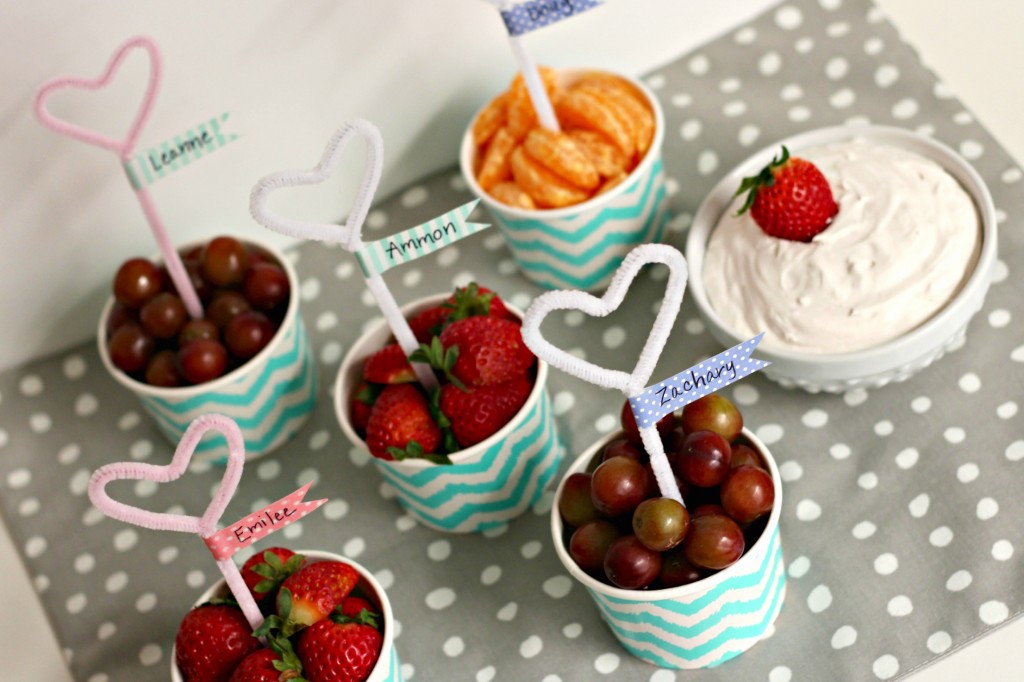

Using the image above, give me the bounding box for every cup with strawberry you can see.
[171,548,402,682]
[334,282,562,533]
[550,393,785,669]
[97,235,317,462]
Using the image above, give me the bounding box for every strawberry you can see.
[175,603,261,682]
[241,548,305,603]
[438,316,535,387]
[297,610,383,682]
[407,305,449,343]
[364,384,442,460]
[228,646,302,682]
[439,375,533,447]
[361,344,415,384]
[735,146,838,242]
[279,560,360,628]
[338,596,379,627]
[443,282,515,323]
[349,382,379,435]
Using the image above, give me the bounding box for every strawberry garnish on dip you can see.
[735,146,838,242]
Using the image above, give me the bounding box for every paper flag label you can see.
[628,334,770,430]
[202,482,326,561]
[500,0,604,36]
[122,112,238,189]
[355,199,489,277]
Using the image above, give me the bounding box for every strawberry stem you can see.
[735,145,790,215]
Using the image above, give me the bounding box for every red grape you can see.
[591,456,650,517]
[106,303,136,336]
[604,535,662,589]
[243,262,290,311]
[620,399,676,443]
[178,318,219,346]
[601,437,645,463]
[113,258,163,309]
[201,236,248,287]
[207,291,251,329]
[659,549,703,588]
[140,292,187,340]
[558,473,600,527]
[672,430,732,488]
[730,443,764,469]
[145,350,182,387]
[224,311,276,360]
[569,520,620,574]
[681,513,745,570]
[720,465,775,523]
[107,323,155,373]
[178,339,228,384]
[632,497,690,552]
[681,394,743,441]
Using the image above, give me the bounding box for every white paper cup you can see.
[334,294,563,533]
[460,68,669,292]
[551,428,786,669]
[97,238,317,463]
[170,550,402,682]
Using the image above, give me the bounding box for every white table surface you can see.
[4,1,1022,679]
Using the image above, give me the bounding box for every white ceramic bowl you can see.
[684,125,998,393]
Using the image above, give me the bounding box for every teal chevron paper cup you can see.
[97,238,316,463]
[334,294,563,534]
[171,550,403,682]
[551,428,786,669]
[460,68,669,292]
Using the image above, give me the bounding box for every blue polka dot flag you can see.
[499,0,604,37]
[628,333,771,429]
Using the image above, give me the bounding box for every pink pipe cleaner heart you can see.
[88,413,244,539]
[34,35,161,158]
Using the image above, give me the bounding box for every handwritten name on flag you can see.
[355,199,489,277]
[122,112,238,189]
[499,0,604,37]
[202,482,326,561]
[628,334,770,430]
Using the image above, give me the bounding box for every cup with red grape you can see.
[98,235,317,463]
[551,393,786,669]
[333,286,562,533]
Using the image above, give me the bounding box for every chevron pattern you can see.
[589,524,786,669]
[138,317,317,464]
[372,387,562,533]
[494,157,669,291]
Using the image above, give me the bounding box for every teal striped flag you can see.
[356,199,490,277]
[122,112,238,189]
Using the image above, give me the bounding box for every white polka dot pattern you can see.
[0,1,1022,680]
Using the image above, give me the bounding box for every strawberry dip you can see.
[702,138,982,354]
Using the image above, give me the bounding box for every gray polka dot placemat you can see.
[2,0,1023,680]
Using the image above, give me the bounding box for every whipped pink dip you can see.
[703,138,981,354]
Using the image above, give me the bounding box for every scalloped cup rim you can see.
[684,124,998,389]
[96,236,301,398]
[458,67,666,220]
[550,426,782,601]
[333,294,548,470]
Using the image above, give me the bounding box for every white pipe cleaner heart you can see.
[249,118,382,252]
[248,119,438,389]
[521,243,688,503]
